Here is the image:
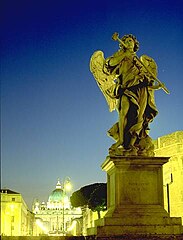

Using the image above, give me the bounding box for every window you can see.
[11,216,15,222]
[12,198,15,201]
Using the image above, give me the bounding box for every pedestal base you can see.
[87,156,183,237]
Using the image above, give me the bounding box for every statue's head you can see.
[120,34,139,52]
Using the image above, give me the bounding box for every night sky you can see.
[1,0,183,208]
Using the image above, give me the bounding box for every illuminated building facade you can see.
[154,130,183,221]
[0,189,34,236]
[32,179,82,236]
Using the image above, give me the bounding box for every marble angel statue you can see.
[90,33,169,156]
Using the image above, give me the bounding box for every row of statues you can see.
[90,33,169,157]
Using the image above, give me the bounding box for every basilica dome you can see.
[48,180,64,203]
[47,179,70,209]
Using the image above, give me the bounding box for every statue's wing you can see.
[140,54,158,78]
[90,50,116,112]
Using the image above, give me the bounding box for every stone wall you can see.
[1,237,85,240]
[2,234,183,240]
[154,131,183,219]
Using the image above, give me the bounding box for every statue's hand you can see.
[149,82,165,90]
[156,82,165,90]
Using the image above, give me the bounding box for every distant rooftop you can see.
[0,188,20,194]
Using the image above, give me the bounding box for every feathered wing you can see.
[140,54,158,78]
[140,54,170,94]
[90,50,116,112]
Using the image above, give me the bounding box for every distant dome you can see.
[48,188,64,202]
[47,178,70,210]
[48,179,65,203]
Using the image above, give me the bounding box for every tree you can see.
[88,183,107,218]
[70,183,107,218]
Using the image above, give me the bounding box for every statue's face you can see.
[124,37,135,51]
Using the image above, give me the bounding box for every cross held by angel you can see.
[90,33,169,157]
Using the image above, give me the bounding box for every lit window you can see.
[11,216,15,222]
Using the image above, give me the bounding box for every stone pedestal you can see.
[87,156,183,237]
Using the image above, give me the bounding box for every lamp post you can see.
[164,173,173,214]
[62,177,72,235]
[166,173,173,214]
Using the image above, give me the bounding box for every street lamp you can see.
[164,173,173,214]
[62,177,72,235]
[166,173,173,214]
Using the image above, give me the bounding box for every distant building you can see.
[0,189,34,236]
[32,179,82,236]
[154,130,183,220]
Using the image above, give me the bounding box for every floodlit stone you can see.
[87,156,183,237]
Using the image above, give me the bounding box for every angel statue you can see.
[90,33,169,156]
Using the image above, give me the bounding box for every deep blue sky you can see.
[1,0,183,208]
